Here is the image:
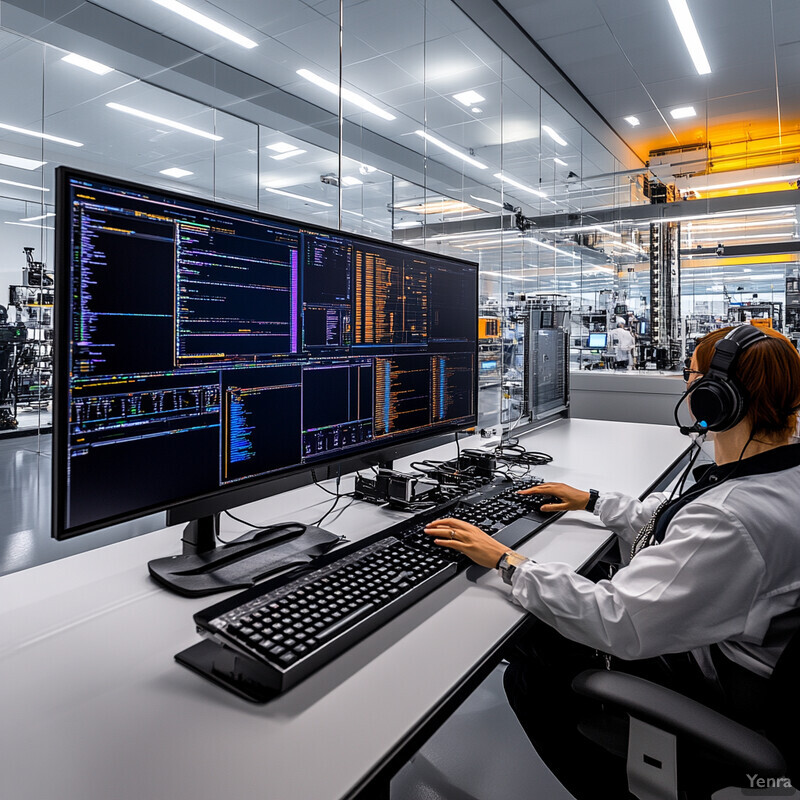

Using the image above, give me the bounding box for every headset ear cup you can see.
[689,378,743,432]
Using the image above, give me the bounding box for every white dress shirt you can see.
[509,448,800,677]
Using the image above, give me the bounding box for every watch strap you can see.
[585,488,600,513]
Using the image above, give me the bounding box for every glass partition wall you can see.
[14,0,784,442]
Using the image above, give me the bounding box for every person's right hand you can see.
[518,482,591,512]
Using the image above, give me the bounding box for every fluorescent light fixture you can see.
[0,178,48,192]
[5,221,54,229]
[415,130,487,169]
[340,176,363,186]
[151,0,257,48]
[106,102,222,141]
[159,167,194,178]
[453,90,485,107]
[296,69,395,121]
[0,153,46,170]
[554,157,568,166]
[692,232,794,243]
[541,125,567,146]
[19,213,55,222]
[61,53,113,75]
[263,187,332,207]
[393,221,422,229]
[667,0,711,75]
[270,149,306,160]
[266,142,299,153]
[531,240,580,260]
[686,174,800,192]
[686,217,796,233]
[670,106,696,119]
[342,208,364,217]
[469,195,504,208]
[494,172,547,198]
[0,122,83,148]
[624,115,640,126]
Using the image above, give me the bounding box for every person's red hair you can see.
[694,326,800,440]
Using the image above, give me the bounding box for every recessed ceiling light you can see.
[471,107,482,113]
[106,102,223,141]
[61,53,113,75]
[541,125,567,146]
[0,121,83,148]
[266,142,298,153]
[340,176,363,186]
[151,0,257,48]
[0,178,49,192]
[453,90,485,107]
[670,106,696,119]
[270,149,306,160]
[263,187,332,207]
[159,167,193,178]
[19,213,55,222]
[0,153,46,170]
[296,68,395,121]
[494,172,547,198]
[415,130,487,169]
[554,157,568,166]
[5,221,54,229]
[624,115,640,126]
[667,0,711,75]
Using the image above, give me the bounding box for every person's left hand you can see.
[423,517,509,568]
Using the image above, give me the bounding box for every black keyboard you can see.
[185,478,559,700]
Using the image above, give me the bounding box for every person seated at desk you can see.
[425,325,800,799]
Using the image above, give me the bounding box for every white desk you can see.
[0,419,687,800]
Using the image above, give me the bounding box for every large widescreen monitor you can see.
[53,169,478,541]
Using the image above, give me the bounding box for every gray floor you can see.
[392,663,576,800]
[0,432,165,577]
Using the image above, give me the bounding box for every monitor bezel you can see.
[53,167,479,540]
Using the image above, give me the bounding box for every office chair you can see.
[571,627,800,800]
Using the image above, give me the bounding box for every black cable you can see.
[219,510,307,545]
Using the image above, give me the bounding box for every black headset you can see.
[678,325,769,435]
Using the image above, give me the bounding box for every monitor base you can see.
[148,523,340,597]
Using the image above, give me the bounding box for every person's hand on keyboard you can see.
[423,518,509,568]
[517,482,590,512]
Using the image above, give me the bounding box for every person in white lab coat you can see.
[425,325,800,797]
[610,321,635,369]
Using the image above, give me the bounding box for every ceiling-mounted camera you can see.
[320,173,339,187]
[715,242,725,257]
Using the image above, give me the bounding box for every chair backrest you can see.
[765,623,800,784]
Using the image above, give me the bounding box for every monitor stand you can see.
[147,515,340,598]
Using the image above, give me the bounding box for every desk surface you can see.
[0,419,687,800]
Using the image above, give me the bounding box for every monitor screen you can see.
[587,333,607,349]
[540,310,554,328]
[638,321,648,335]
[54,170,478,539]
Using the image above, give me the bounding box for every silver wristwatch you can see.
[497,551,529,585]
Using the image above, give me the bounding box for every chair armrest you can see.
[572,669,786,777]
